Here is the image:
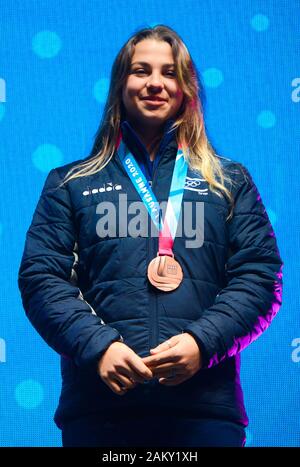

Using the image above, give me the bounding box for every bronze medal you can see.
[147,255,183,292]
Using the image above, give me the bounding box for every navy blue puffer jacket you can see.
[18,121,283,428]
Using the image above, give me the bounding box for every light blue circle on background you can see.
[257,110,276,128]
[0,103,5,121]
[15,379,44,409]
[251,14,270,32]
[203,68,224,88]
[266,208,277,225]
[93,78,110,103]
[32,144,64,172]
[32,31,62,58]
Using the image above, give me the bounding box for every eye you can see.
[131,69,176,77]
[133,69,147,74]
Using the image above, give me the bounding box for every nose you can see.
[146,72,164,90]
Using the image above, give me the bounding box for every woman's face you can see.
[122,39,184,129]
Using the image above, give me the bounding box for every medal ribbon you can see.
[117,135,188,256]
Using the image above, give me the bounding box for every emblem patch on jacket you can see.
[184,177,208,195]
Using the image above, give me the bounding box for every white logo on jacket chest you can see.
[184,177,208,195]
[83,182,123,196]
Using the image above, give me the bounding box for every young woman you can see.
[18,25,283,447]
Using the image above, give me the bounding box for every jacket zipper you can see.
[148,155,166,350]
[147,228,157,350]
[116,143,175,350]
[115,147,159,350]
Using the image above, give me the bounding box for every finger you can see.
[114,374,137,389]
[149,362,180,375]
[151,362,179,371]
[152,366,182,378]
[118,368,146,384]
[128,374,145,384]
[142,349,179,367]
[106,379,128,396]
[150,341,172,354]
[128,357,154,380]
[158,374,188,386]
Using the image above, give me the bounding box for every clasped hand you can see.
[97,333,202,395]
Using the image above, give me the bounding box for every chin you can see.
[140,111,170,121]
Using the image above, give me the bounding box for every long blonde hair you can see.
[63,25,234,218]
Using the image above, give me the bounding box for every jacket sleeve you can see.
[183,163,283,369]
[18,168,122,371]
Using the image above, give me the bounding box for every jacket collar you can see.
[120,118,177,164]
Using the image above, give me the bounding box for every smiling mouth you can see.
[141,99,167,105]
[141,96,167,101]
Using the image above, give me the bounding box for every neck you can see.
[127,119,165,161]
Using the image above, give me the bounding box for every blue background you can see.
[0,0,299,447]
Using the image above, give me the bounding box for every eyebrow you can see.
[131,61,175,67]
